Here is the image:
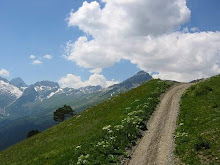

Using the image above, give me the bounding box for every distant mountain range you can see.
[0,71,152,150]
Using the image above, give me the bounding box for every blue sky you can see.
[0,0,220,86]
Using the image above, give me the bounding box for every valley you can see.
[0,74,219,165]
[0,79,172,164]
[0,71,152,151]
[1,0,220,164]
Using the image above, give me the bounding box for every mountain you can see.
[4,71,151,118]
[4,81,102,119]
[0,79,171,164]
[120,70,152,88]
[3,70,151,119]
[0,71,152,150]
[5,85,38,118]
[34,81,60,101]
[0,77,22,112]
[0,77,9,83]
[79,85,102,93]
[108,71,152,93]
[5,81,60,118]
[10,77,28,91]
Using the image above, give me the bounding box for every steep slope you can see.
[34,81,60,101]
[0,77,22,111]
[5,71,151,119]
[175,75,220,165]
[0,85,103,151]
[0,79,172,165]
[108,70,152,93]
[4,83,102,119]
[10,77,28,91]
[5,81,59,118]
[0,71,152,151]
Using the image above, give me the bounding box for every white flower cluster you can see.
[96,140,110,148]
[77,154,90,165]
[75,145,81,151]
[102,125,111,131]
[128,110,144,117]
[147,97,153,101]
[102,125,113,134]
[126,107,131,110]
[179,123,184,126]
[75,98,158,164]
[114,125,124,131]
[175,131,188,138]
[122,116,143,126]
[71,81,168,164]
[175,122,189,138]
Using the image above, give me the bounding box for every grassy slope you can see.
[175,75,220,165]
[0,79,172,165]
[0,89,115,151]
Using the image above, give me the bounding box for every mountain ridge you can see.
[0,79,171,164]
[10,77,28,90]
[0,78,22,111]
[0,71,152,151]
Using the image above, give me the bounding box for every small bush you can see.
[194,85,213,96]
[190,86,196,91]
[54,105,74,122]
[212,103,219,109]
[194,136,210,151]
[27,130,41,138]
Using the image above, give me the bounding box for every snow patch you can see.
[0,80,22,98]
[47,88,64,99]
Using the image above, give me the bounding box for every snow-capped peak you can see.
[0,80,22,99]
[33,81,60,102]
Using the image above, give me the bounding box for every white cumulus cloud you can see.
[0,69,10,77]
[29,54,53,65]
[29,55,36,59]
[43,54,53,60]
[58,73,118,88]
[32,60,43,65]
[89,68,102,74]
[64,0,220,82]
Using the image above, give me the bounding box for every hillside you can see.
[0,71,152,151]
[0,79,172,165]
[175,75,220,164]
[127,83,191,165]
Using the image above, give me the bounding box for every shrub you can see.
[212,103,219,109]
[54,105,74,122]
[27,129,41,138]
[73,97,160,164]
[194,85,213,96]
[194,136,210,151]
[190,85,196,91]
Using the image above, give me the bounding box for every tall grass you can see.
[175,75,220,165]
[0,79,172,165]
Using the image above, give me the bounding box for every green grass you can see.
[0,79,172,165]
[175,75,220,165]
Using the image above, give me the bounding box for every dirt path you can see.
[127,83,191,165]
